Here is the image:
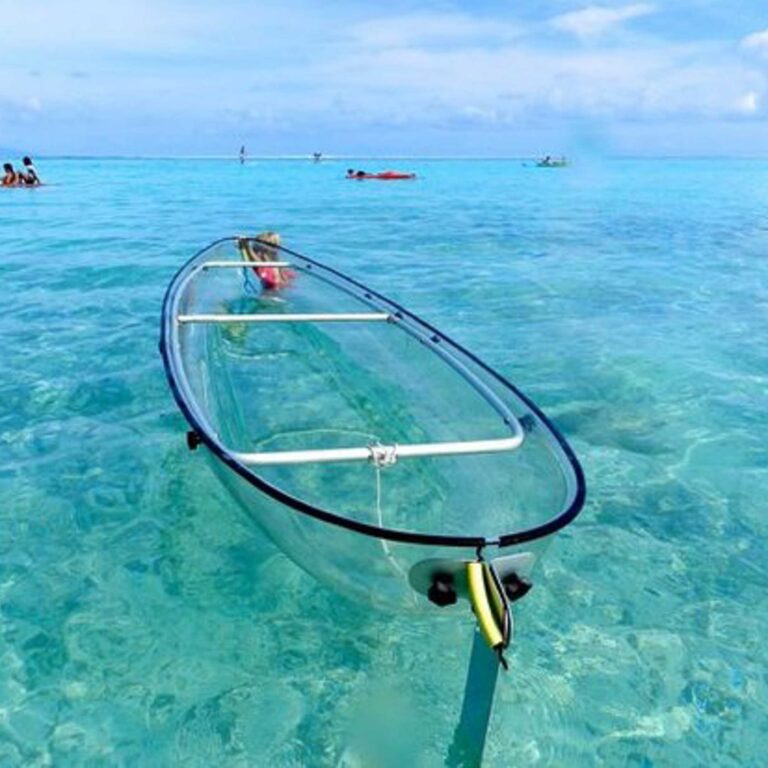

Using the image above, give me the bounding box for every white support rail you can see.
[231,435,523,466]
[177,312,391,324]
[200,260,292,268]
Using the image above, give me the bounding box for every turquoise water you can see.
[2,157,767,766]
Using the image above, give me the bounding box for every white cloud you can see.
[742,29,768,55]
[348,14,523,48]
[551,4,656,40]
[302,40,764,127]
[460,105,501,124]
[0,0,305,57]
[1,2,767,153]
[737,91,760,114]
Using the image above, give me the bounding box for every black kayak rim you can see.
[159,237,586,549]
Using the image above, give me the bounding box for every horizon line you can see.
[12,153,768,162]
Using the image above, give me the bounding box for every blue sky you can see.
[3,0,768,156]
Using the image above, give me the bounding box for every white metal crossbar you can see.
[201,260,292,268]
[177,312,391,324]
[231,435,523,466]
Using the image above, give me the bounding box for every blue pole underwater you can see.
[447,629,502,767]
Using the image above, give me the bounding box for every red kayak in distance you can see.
[346,170,417,180]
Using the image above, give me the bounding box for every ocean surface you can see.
[1,157,767,766]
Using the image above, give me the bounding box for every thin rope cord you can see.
[374,463,409,579]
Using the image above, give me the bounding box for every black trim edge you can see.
[159,237,586,549]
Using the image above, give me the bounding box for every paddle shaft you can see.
[447,629,501,767]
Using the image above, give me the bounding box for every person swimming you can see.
[21,156,40,185]
[2,163,20,186]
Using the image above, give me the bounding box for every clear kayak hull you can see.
[161,238,585,609]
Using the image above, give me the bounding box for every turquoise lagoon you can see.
[1,157,767,765]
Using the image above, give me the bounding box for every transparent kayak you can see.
[160,237,586,611]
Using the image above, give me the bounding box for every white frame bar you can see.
[178,312,391,324]
[231,435,523,466]
[169,246,526,470]
[201,260,292,268]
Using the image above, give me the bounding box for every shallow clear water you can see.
[1,157,767,766]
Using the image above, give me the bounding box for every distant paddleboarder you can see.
[239,145,246,165]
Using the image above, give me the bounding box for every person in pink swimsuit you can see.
[238,232,295,290]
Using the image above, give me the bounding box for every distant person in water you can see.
[346,169,367,178]
[238,231,295,290]
[239,145,246,164]
[20,156,41,185]
[2,163,20,186]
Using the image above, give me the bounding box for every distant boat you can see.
[536,156,567,168]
